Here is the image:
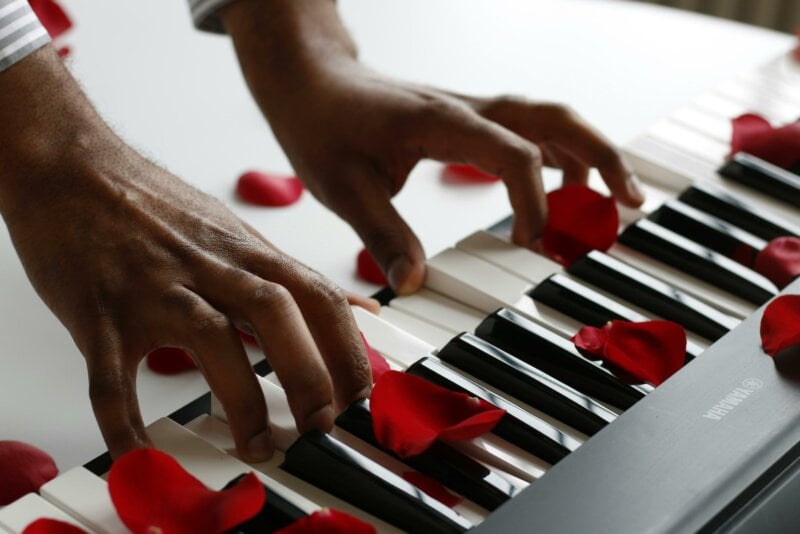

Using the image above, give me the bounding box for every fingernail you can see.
[388,256,424,295]
[626,174,645,204]
[303,404,335,433]
[245,428,274,462]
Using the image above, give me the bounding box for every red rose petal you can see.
[236,171,304,207]
[402,471,463,508]
[442,164,500,184]
[732,243,757,268]
[108,448,265,534]
[572,320,686,386]
[276,508,376,534]
[754,237,800,289]
[542,185,619,266]
[146,347,197,375]
[361,332,391,383]
[371,371,505,458]
[760,295,800,356]
[730,114,800,169]
[239,331,258,346]
[29,0,72,39]
[0,441,58,505]
[356,248,387,285]
[22,519,87,534]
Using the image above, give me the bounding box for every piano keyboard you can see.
[4,48,800,534]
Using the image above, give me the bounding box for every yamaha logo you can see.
[702,377,763,421]
[742,378,764,390]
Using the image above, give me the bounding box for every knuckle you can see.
[308,277,348,308]
[246,282,293,310]
[507,141,543,170]
[186,305,230,337]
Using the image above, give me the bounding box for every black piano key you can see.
[678,182,800,241]
[406,357,580,464]
[649,200,766,261]
[567,251,738,341]
[224,475,306,533]
[437,333,617,436]
[618,218,777,305]
[719,153,800,207]
[475,308,649,411]
[281,431,472,534]
[336,399,518,511]
[528,273,702,360]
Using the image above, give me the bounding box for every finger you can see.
[198,273,337,433]
[328,168,426,294]
[412,103,547,248]
[346,291,381,314]
[238,252,372,410]
[83,331,150,460]
[166,289,272,462]
[479,100,644,207]
[544,144,590,187]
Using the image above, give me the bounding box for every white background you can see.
[0,0,791,469]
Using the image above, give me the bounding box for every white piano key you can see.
[671,105,732,144]
[183,414,403,532]
[425,248,584,337]
[736,70,800,107]
[390,289,484,335]
[456,231,561,284]
[377,307,455,347]
[691,90,790,125]
[624,135,800,227]
[713,79,800,123]
[648,120,729,165]
[147,416,313,514]
[452,435,547,483]
[39,467,128,534]
[0,493,85,534]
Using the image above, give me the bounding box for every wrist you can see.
[221,0,359,115]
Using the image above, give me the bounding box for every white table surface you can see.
[0,0,792,470]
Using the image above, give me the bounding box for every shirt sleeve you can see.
[0,0,50,72]
[188,0,237,33]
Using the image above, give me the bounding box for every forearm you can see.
[0,47,120,221]
[220,0,358,120]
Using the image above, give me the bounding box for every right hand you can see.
[0,47,372,461]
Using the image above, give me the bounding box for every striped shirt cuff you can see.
[188,0,238,33]
[0,0,50,72]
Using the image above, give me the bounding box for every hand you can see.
[0,47,372,461]
[223,0,645,294]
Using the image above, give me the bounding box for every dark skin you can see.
[0,0,643,462]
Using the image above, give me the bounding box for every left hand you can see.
[222,0,644,294]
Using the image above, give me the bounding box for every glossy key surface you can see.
[475,308,649,410]
[336,399,518,511]
[529,273,703,360]
[719,153,800,207]
[438,332,618,435]
[648,200,767,259]
[282,431,473,534]
[567,251,738,341]
[619,218,778,305]
[678,182,800,240]
[406,357,580,463]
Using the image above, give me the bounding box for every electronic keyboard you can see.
[2,47,800,534]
